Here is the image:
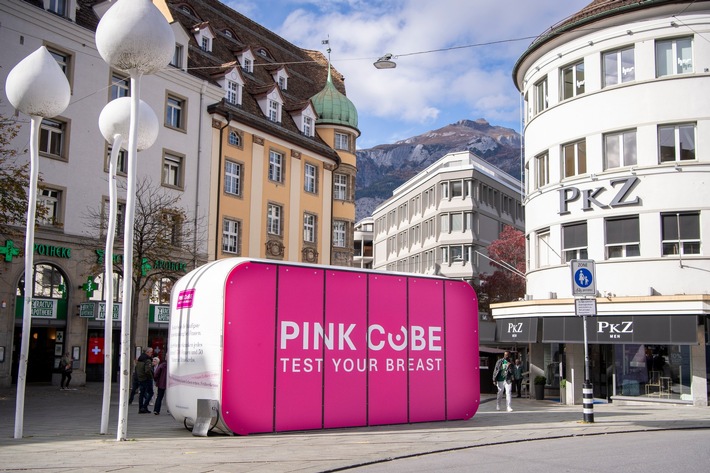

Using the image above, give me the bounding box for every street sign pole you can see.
[582,311,594,423]
[571,260,596,423]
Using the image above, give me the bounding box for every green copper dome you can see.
[311,67,359,130]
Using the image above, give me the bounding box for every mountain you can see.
[355,119,522,221]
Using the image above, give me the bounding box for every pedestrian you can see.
[153,356,167,415]
[492,351,514,412]
[136,347,154,413]
[513,358,524,398]
[128,357,140,404]
[59,351,73,390]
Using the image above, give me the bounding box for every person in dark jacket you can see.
[152,356,167,415]
[136,347,154,413]
[492,351,514,412]
[59,352,73,390]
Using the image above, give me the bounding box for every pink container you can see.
[167,259,479,435]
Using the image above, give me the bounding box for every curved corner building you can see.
[493,0,710,406]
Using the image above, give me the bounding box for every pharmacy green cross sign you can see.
[81,277,99,298]
[0,240,21,262]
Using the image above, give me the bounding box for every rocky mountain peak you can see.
[355,119,522,220]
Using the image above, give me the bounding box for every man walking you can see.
[136,347,154,413]
[492,351,514,412]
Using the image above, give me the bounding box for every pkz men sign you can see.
[167,259,480,435]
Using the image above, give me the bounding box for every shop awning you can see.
[543,315,697,344]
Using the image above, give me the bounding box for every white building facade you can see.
[372,151,523,287]
[494,0,710,406]
[0,0,222,387]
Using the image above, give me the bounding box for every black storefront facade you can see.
[484,311,707,405]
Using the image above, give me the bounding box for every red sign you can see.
[88,337,104,364]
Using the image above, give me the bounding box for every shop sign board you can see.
[96,302,121,321]
[574,298,597,317]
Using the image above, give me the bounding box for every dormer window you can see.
[272,67,289,91]
[224,30,233,39]
[257,88,283,123]
[219,69,244,106]
[180,5,196,16]
[268,100,280,122]
[193,24,215,53]
[303,116,313,137]
[47,0,66,16]
[45,0,76,21]
[227,81,240,105]
[239,50,255,74]
[291,104,317,138]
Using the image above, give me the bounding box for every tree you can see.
[83,176,206,349]
[0,112,46,235]
[476,225,526,316]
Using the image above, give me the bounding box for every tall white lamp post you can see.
[95,0,174,441]
[5,46,71,439]
[97,97,158,435]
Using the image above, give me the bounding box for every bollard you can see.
[582,382,594,423]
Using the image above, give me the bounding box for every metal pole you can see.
[582,313,594,423]
[117,72,142,441]
[14,115,42,439]
[101,134,123,435]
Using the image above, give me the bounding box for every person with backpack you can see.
[492,351,514,412]
[135,347,154,413]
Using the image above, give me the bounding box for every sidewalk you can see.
[1,383,708,473]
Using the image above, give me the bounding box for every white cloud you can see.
[230,0,591,143]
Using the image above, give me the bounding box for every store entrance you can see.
[12,326,59,384]
[589,344,613,400]
[85,329,120,382]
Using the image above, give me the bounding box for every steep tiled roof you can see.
[166,0,345,158]
[40,0,344,160]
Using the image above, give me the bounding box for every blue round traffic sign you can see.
[574,268,593,288]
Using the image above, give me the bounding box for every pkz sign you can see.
[559,176,640,215]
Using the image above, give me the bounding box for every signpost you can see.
[571,259,596,423]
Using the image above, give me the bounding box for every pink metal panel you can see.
[222,262,277,435]
[367,274,408,425]
[323,270,368,428]
[274,265,325,432]
[444,280,480,420]
[408,277,446,423]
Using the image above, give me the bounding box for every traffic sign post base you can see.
[582,381,594,423]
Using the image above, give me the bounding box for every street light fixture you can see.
[97,96,158,436]
[6,46,71,440]
[374,53,397,69]
[95,0,174,441]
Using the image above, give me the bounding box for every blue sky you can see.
[225,0,591,149]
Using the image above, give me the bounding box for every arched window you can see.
[87,272,123,302]
[150,277,175,305]
[16,263,67,298]
[228,129,241,146]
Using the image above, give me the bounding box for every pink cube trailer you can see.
[167,259,480,435]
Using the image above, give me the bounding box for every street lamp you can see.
[5,46,71,439]
[374,53,397,69]
[95,0,174,441]
[97,97,158,435]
